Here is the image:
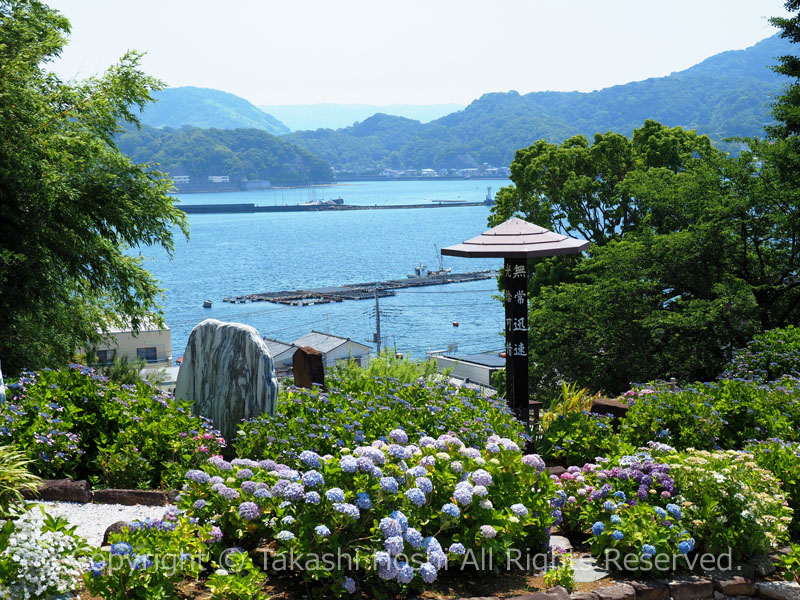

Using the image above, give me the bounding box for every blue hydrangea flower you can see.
[305,491,321,504]
[453,483,473,505]
[405,487,426,507]
[276,530,295,541]
[404,527,424,549]
[333,502,360,519]
[355,492,372,510]
[385,535,405,555]
[666,503,682,519]
[442,503,461,518]
[380,477,399,493]
[511,503,528,517]
[374,550,390,567]
[642,544,656,558]
[603,500,615,511]
[379,517,402,538]
[88,559,106,577]
[654,506,667,519]
[612,530,624,541]
[613,490,627,502]
[110,542,133,556]
[416,477,433,494]
[610,514,622,524]
[302,470,324,488]
[299,450,321,468]
[480,525,497,538]
[315,525,331,537]
[423,536,442,553]
[389,510,408,532]
[340,455,358,473]
[343,576,356,594]
[389,428,409,444]
[396,561,414,584]
[592,521,605,536]
[448,542,466,555]
[678,540,692,554]
[428,549,447,569]
[193,499,207,510]
[326,487,345,503]
[283,483,305,501]
[420,562,438,583]
[388,444,407,459]
[253,487,271,500]
[281,515,296,525]
[131,555,154,570]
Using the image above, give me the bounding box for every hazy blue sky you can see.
[45,0,791,106]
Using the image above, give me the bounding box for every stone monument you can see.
[175,319,278,446]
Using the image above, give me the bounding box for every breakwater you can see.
[178,200,491,214]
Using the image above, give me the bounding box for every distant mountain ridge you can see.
[258,103,465,131]
[143,87,290,135]
[284,34,794,172]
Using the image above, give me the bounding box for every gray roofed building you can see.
[263,330,371,371]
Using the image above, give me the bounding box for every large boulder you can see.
[175,319,278,446]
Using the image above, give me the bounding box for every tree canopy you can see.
[0,0,188,374]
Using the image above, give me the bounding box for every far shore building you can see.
[264,330,371,374]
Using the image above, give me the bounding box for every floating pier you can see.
[223,270,499,306]
[178,199,491,214]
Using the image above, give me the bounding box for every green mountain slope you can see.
[287,34,793,172]
[258,103,465,131]
[117,125,332,185]
[143,87,290,135]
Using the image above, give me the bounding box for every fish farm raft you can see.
[222,270,499,306]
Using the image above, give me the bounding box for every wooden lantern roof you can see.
[441,217,589,259]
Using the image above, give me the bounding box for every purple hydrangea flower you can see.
[315,525,331,537]
[185,469,211,484]
[356,456,374,472]
[340,455,358,473]
[254,488,272,500]
[396,561,414,584]
[241,481,259,494]
[305,491,321,504]
[416,477,433,494]
[238,501,260,521]
[343,576,356,594]
[235,469,253,480]
[480,525,497,539]
[473,485,488,498]
[472,469,492,487]
[448,542,466,555]
[388,444,407,459]
[404,527,424,549]
[276,530,295,541]
[209,526,223,542]
[218,487,240,501]
[389,429,409,444]
[193,499,207,510]
[283,483,306,501]
[453,482,473,505]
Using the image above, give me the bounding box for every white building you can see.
[207,175,230,183]
[171,175,190,184]
[92,320,172,366]
[427,351,504,387]
[264,331,371,371]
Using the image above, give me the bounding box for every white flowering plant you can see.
[0,507,91,600]
[179,431,557,596]
[660,448,792,558]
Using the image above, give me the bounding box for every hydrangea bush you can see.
[0,508,90,600]
[180,432,556,595]
[0,365,224,488]
[721,326,800,381]
[660,448,792,558]
[745,439,800,534]
[234,376,526,461]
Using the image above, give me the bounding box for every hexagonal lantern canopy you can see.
[442,217,589,423]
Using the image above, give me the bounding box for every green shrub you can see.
[539,410,624,466]
[745,439,800,535]
[0,364,224,489]
[234,375,525,461]
[722,326,800,381]
[661,448,792,559]
[331,350,439,384]
[620,379,800,451]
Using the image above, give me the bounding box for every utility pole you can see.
[374,288,382,355]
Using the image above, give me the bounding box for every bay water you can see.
[140,179,512,361]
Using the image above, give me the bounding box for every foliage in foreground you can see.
[0,365,224,489]
[0,0,188,374]
[0,444,40,518]
[234,374,525,461]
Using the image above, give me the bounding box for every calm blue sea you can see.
[140,179,512,361]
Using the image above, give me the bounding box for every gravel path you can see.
[25,500,172,547]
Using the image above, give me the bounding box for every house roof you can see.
[262,337,297,359]
[445,353,506,368]
[103,318,170,334]
[292,330,371,354]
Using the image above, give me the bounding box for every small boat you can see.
[203,299,212,308]
[452,321,459,327]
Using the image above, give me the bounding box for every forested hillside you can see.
[117,125,332,185]
[286,34,792,172]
